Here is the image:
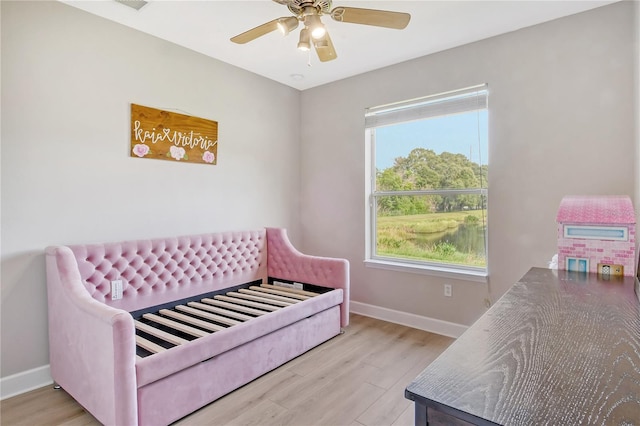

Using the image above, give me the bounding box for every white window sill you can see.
[364,258,488,283]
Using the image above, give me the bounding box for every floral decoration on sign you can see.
[169,146,187,161]
[202,151,215,164]
[133,144,150,158]
[130,104,218,165]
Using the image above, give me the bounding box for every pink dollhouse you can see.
[557,195,636,277]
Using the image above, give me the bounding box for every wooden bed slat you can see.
[135,282,326,360]
[249,284,318,300]
[136,335,168,354]
[135,320,189,346]
[187,301,253,321]
[260,284,320,297]
[201,298,266,316]
[142,313,210,338]
[216,294,280,312]
[159,309,226,332]
[175,305,242,326]
[238,289,299,305]
[231,291,294,307]
[260,284,322,297]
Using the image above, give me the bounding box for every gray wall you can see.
[1,1,301,378]
[1,0,638,390]
[299,2,637,326]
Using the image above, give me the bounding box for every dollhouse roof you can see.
[556,195,636,224]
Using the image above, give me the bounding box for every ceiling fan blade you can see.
[313,32,337,62]
[330,6,410,29]
[230,18,280,44]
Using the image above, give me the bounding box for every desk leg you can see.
[414,402,428,426]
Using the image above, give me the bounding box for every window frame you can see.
[365,85,489,280]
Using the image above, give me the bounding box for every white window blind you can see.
[365,84,488,129]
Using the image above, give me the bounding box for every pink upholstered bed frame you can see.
[45,228,349,426]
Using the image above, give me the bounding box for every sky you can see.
[374,110,488,170]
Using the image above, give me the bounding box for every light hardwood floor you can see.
[1,314,453,426]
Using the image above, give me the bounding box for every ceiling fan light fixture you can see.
[311,24,326,39]
[305,14,326,39]
[277,16,299,36]
[297,27,311,51]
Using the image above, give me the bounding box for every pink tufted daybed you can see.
[45,228,349,426]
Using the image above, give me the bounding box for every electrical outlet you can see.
[111,280,123,300]
[444,284,452,297]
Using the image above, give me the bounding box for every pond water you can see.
[412,224,486,258]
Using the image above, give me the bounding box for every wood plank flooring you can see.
[1,314,453,426]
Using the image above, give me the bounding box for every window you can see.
[365,85,488,279]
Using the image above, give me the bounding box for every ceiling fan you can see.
[230,0,411,62]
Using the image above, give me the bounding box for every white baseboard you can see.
[350,301,467,338]
[1,365,53,400]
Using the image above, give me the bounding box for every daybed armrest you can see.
[45,246,138,426]
[266,228,350,327]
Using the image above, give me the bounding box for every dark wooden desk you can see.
[405,267,640,425]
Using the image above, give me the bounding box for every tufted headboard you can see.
[64,230,267,313]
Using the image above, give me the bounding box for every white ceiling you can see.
[61,0,618,90]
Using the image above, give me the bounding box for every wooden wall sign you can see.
[130,104,218,165]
